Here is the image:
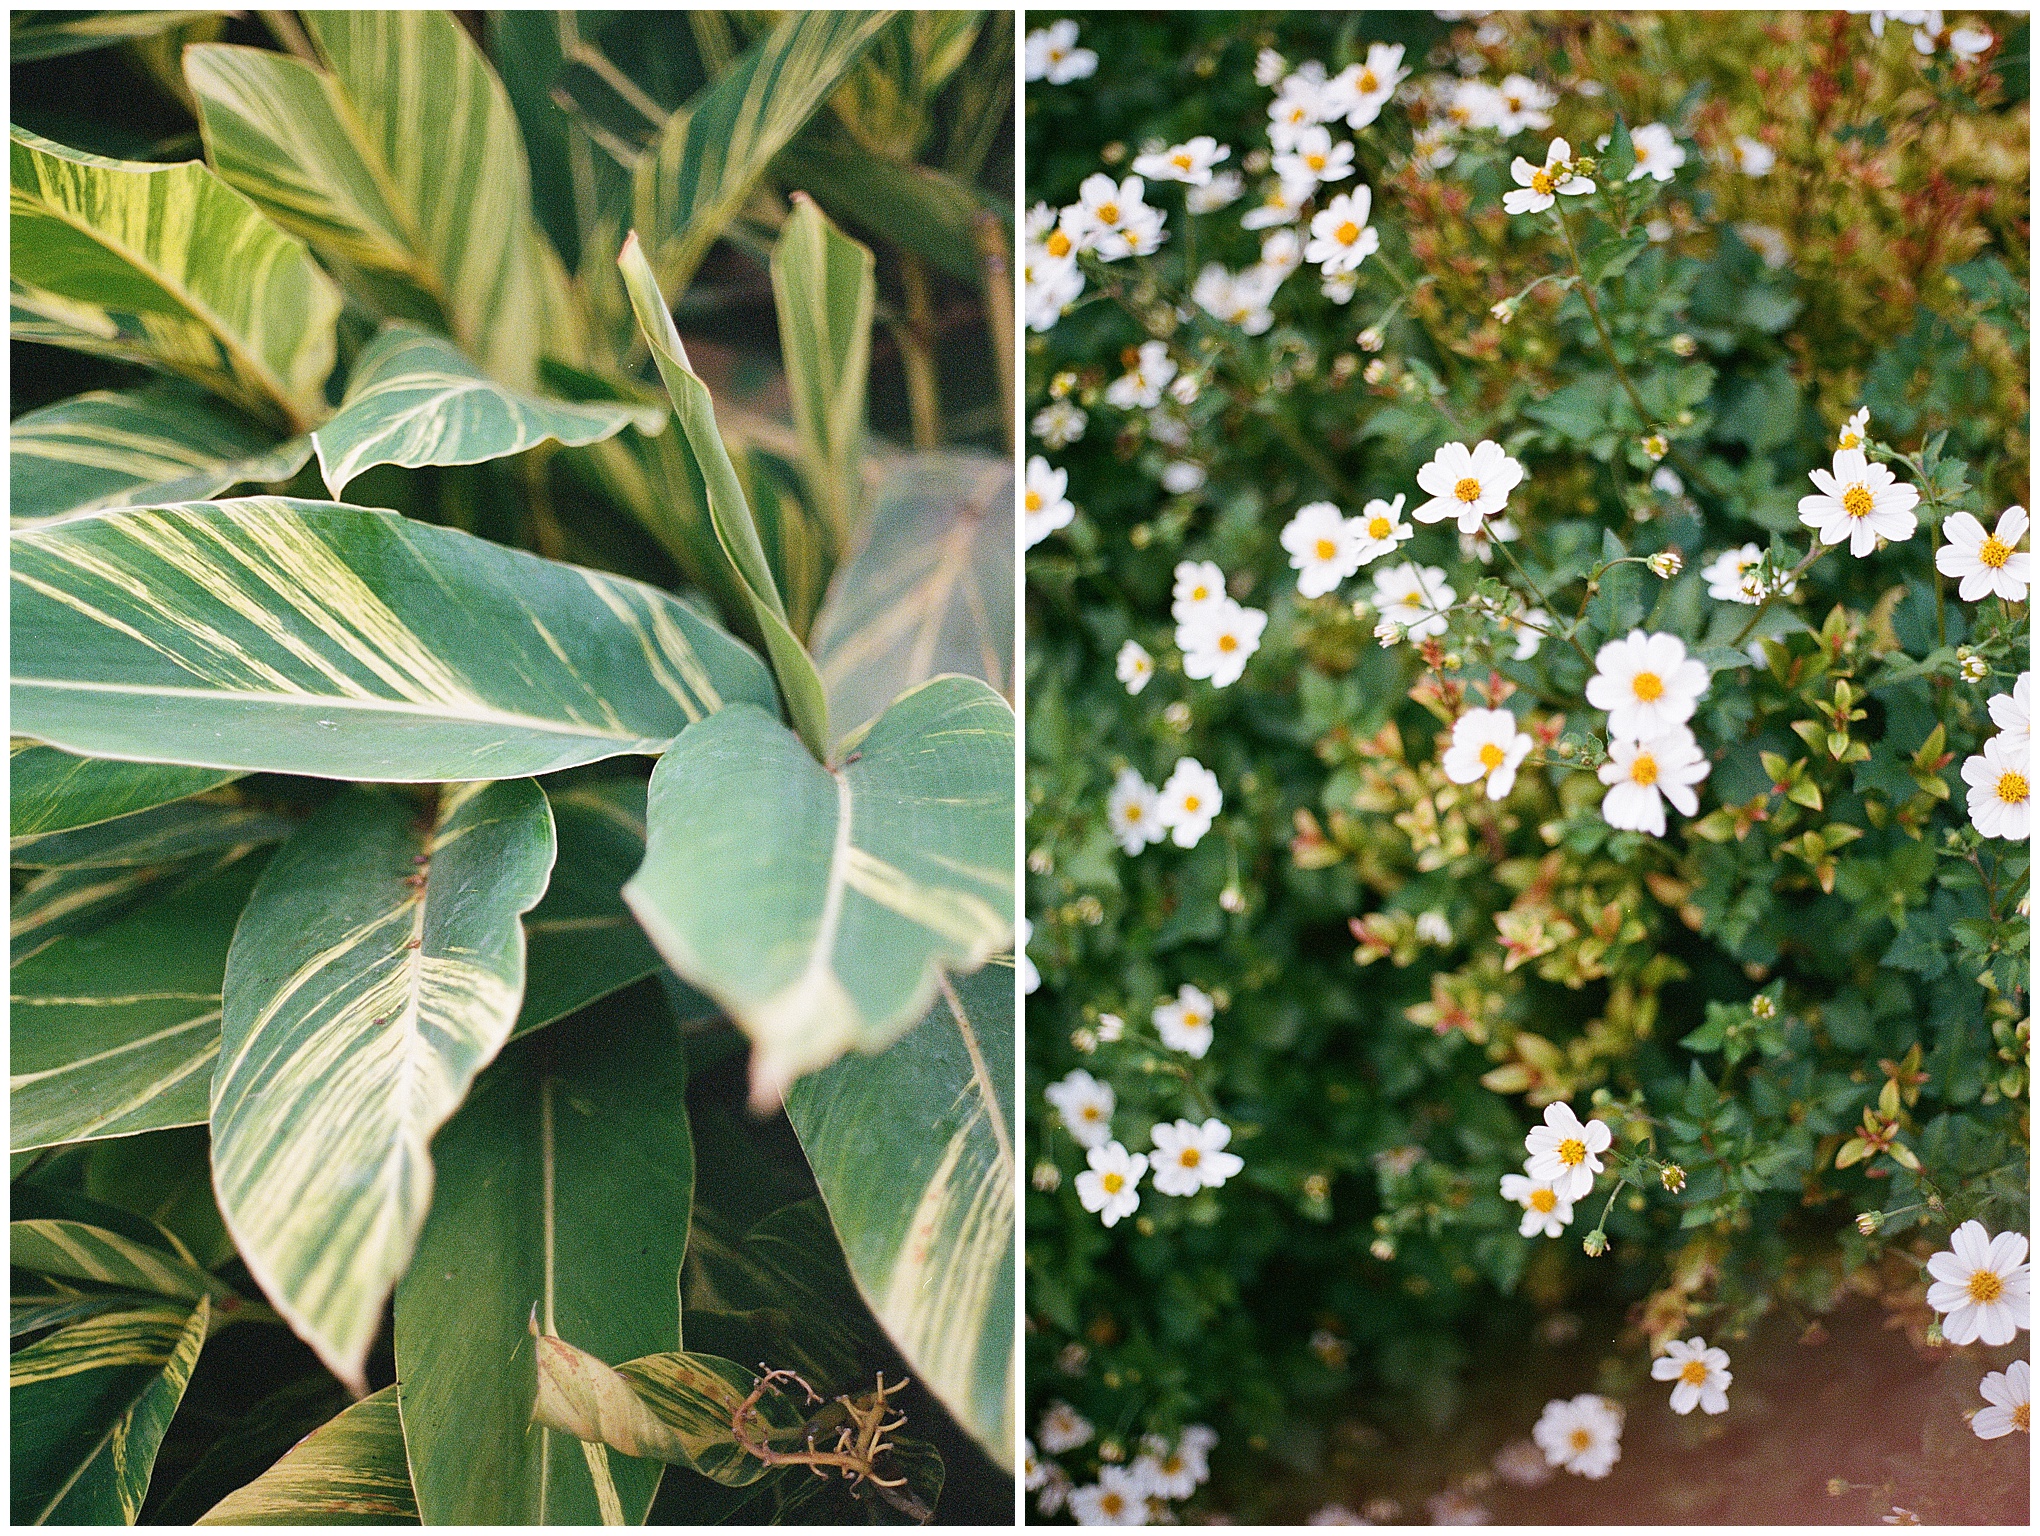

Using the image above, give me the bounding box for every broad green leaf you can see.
[10,127,342,430]
[770,195,873,547]
[197,1385,419,1525]
[10,1219,235,1306]
[784,962,1015,1468]
[624,675,1013,1103]
[12,852,264,1151]
[618,233,831,762]
[632,10,894,301]
[12,497,776,781]
[185,12,575,389]
[515,781,665,1037]
[826,12,984,161]
[11,9,217,63]
[10,739,239,839]
[808,451,1014,744]
[81,1125,237,1272]
[11,850,244,967]
[779,144,1001,287]
[149,1375,355,1525]
[10,384,310,526]
[10,1297,209,1525]
[12,796,293,866]
[212,779,555,1391]
[13,1289,157,1340]
[312,325,664,496]
[395,993,692,1524]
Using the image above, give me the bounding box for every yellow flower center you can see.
[1307,153,1327,171]
[1842,484,1875,519]
[1839,431,1860,449]
[1082,1105,1103,1121]
[1025,490,1043,511]
[1097,202,1121,224]
[1636,143,1651,162]
[1679,1358,1710,1387]
[1529,1188,1557,1213]
[1558,1136,1587,1167]
[2015,1402,2031,1432]
[1046,229,1072,258]
[1980,535,2014,569]
[1165,1455,1184,1474]
[1568,1427,1593,1452]
[1125,804,1142,822]
[1336,220,1362,245]
[1182,1011,1203,1028]
[1101,1494,1125,1516]
[1632,670,1665,702]
[1968,1269,2005,1304]
[1182,794,1201,813]
[1101,1171,1125,1195]
[1181,1147,1203,1168]
[1315,537,1339,561]
[1218,633,1239,653]
[1191,584,1209,602]
[1531,169,1556,196]
[1172,152,1194,170]
[1480,741,1506,770]
[1997,770,2029,806]
[1630,752,1660,787]
[1454,476,1484,503]
[1368,516,1392,538]
[1361,70,1380,92]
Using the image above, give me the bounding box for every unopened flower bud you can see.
[1099,1438,1125,1464]
[1855,1210,1883,1236]
[1827,1478,1849,1498]
[1033,1161,1062,1192]
[1669,333,1698,357]
[1490,298,1517,325]
[1641,433,1669,461]
[1647,549,1683,578]
[1097,1012,1124,1043]
[1071,1027,1097,1055]
[1219,886,1246,913]
[1029,847,1053,875]
[1660,1163,1687,1194]
[1582,1229,1608,1257]
[1357,326,1384,353]
[1957,648,1990,682]
[1375,619,1404,647]
[1370,1236,1397,1261]
[1164,701,1193,731]
[1050,369,1079,400]
[1363,358,1388,385]
[1750,993,1777,1019]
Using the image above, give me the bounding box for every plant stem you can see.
[897,255,942,450]
[1494,537,1593,664]
[972,212,1016,456]
[1730,542,1831,646]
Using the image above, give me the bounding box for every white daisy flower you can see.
[1153,983,1216,1058]
[1281,501,1367,597]
[1936,505,2030,602]
[1075,1141,1148,1229]
[1719,134,1775,176]
[1136,1431,1210,1497]
[1328,43,1409,130]
[1024,456,1076,549]
[1321,269,1360,303]
[1116,639,1155,695]
[1065,174,1165,261]
[1039,1400,1094,1454]
[1502,605,1551,660]
[1598,727,1711,837]
[1371,562,1456,640]
[1303,187,1380,274]
[1069,1464,1149,1526]
[1445,78,1504,132]
[1461,514,1520,566]
[1971,1358,2029,1440]
[1257,226,1304,280]
[1190,169,1247,216]
[1024,20,1097,85]
[1171,560,1228,623]
[1925,1220,2031,1345]
[1442,707,1534,800]
[1046,1068,1116,1149]
[1492,73,1557,135]
[1798,446,1921,556]
[1413,439,1526,533]
[1272,125,1354,194]
[1499,1170,1575,1238]
[1411,124,1458,172]
[1178,598,1266,688]
[1962,735,2031,841]
[1989,673,2030,741]
[1651,1336,1733,1415]
[1585,630,1710,740]
[1036,1465,1073,1516]
[1025,254,1085,333]
[1532,1393,1623,1478]
[1523,1101,1612,1202]
[1268,71,1333,150]
[1106,765,1165,855]
[1024,1437,1050,1490]
[1254,47,1288,88]
[1033,399,1086,448]
[1503,136,1594,215]
[1191,263,1276,335]
[1132,135,1231,186]
[1703,544,1771,604]
[1623,122,1686,182]
[1239,177,1308,230]
[1150,1116,1245,1195]
[1156,757,1222,848]
[1837,406,1871,451]
[1352,494,1414,564]
[1104,339,1178,410]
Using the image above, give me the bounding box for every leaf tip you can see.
[619,229,640,265]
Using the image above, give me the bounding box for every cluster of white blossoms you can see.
[1278,495,1413,596]
[1023,166,1169,332]
[1071,1117,1244,1231]
[1586,630,1713,837]
[1029,1407,1218,1525]
[1109,756,1223,854]
[1918,1218,2032,1444]
[1963,673,2029,842]
[1868,9,1995,58]
[1173,559,1267,688]
[1700,541,1796,605]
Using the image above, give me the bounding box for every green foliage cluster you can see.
[11,9,1015,1525]
[1024,10,2028,1521]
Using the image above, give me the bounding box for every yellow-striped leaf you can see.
[12,848,248,968]
[211,779,555,1392]
[311,325,663,496]
[770,195,873,548]
[617,234,831,762]
[197,1385,418,1525]
[12,797,292,866]
[11,9,218,63]
[10,127,343,431]
[632,10,894,301]
[10,1219,236,1306]
[624,675,1013,1104]
[784,961,1015,1468]
[10,739,240,839]
[185,13,576,389]
[11,497,776,781]
[10,1297,209,1525]
[10,384,311,526]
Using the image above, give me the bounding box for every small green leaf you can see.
[196,1386,419,1525]
[9,740,240,840]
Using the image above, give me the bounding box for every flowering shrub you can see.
[1025,10,2028,1524]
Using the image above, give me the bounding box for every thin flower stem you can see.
[1594,1175,1629,1233]
[1494,537,1593,663]
[1730,542,1831,646]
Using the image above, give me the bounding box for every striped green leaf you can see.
[10,739,239,839]
[10,385,311,526]
[771,196,873,548]
[12,797,292,867]
[197,1385,419,1525]
[12,851,264,1152]
[212,779,555,1392]
[13,1289,156,1341]
[632,10,893,301]
[10,1297,210,1525]
[780,144,1001,288]
[395,992,692,1523]
[12,850,245,967]
[809,451,1014,744]
[11,9,218,63]
[784,961,1015,1468]
[185,12,574,390]
[10,127,343,431]
[11,497,776,781]
[312,325,663,496]
[10,1219,236,1306]
[618,234,830,762]
[515,781,665,1038]
[624,675,1013,1104]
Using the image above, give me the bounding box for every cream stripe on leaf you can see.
[394,993,691,1523]
[9,1298,209,1525]
[784,962,1014,1469]
[10,738,240,839]
[10,1220,238,1307]
[11,497,775,782]
[12,852,264,1152]
[12,796,293,866]
[770,195,874,550]
[312,326,664,496]
[10,383,310,527]
[196,1385,418,1524]
[211,780,555,1393]
[10,128,342,431]
[623,674,1013,1107]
